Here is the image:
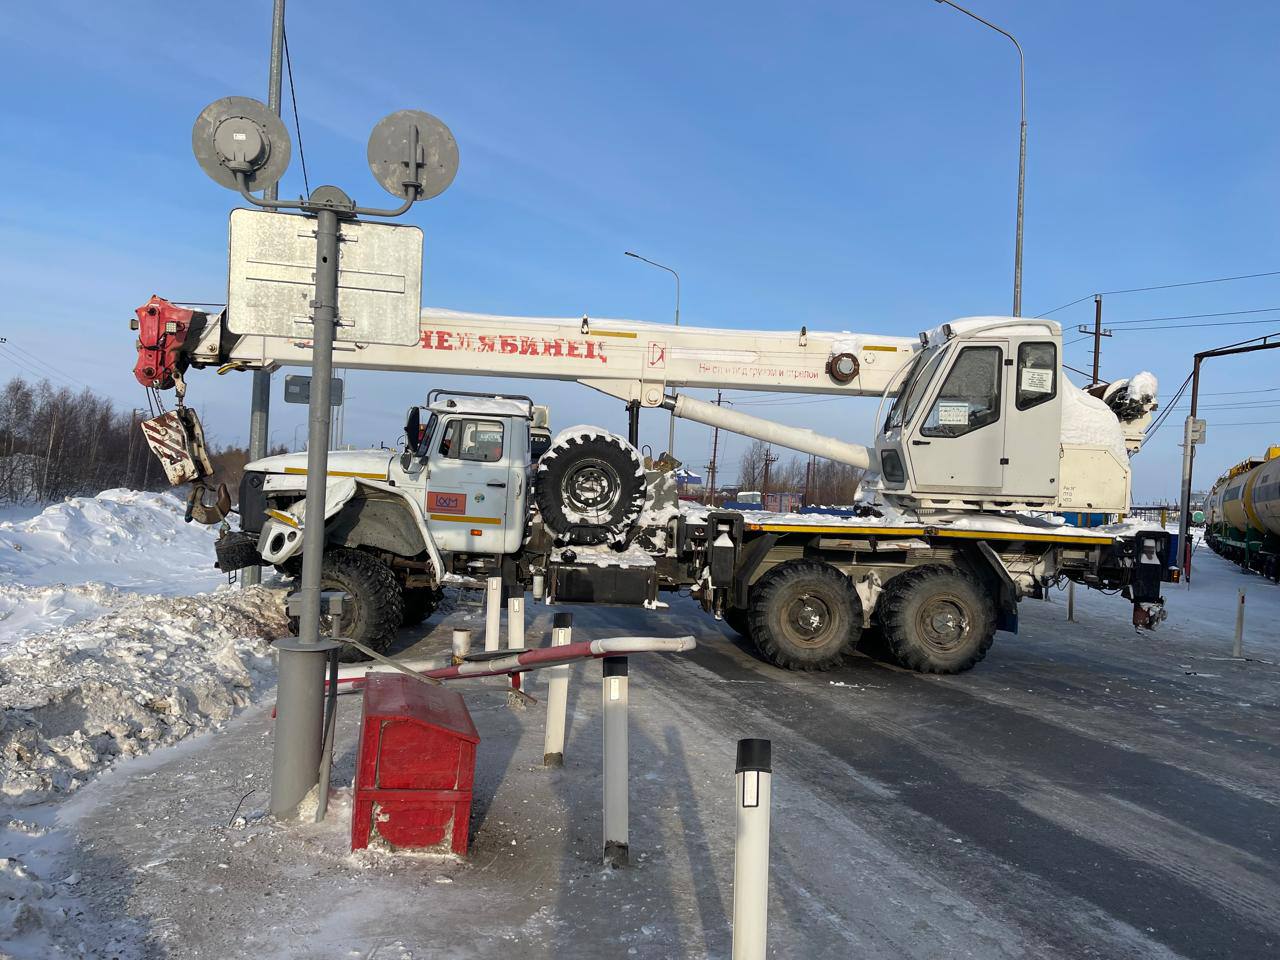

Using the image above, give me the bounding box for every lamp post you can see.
[934,0,1026,317]
[624,251,681,458]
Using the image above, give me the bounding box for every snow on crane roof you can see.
[428,396,533,418]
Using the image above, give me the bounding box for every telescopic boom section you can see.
[132,297,913,469]
[154,300,918,401]
[663,393,872,470]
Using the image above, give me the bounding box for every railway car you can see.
[1204,445,1280,581]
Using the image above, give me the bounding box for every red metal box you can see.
[351,673,480,855]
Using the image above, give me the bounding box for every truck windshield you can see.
[884,346,944,432]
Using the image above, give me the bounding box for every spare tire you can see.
[535,428,646,545]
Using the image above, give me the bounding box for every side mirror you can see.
[399,449,413,472]
[404,406,421,448]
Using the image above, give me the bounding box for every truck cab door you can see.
[425,416,512,554]
[999,337,1061,501]
[903,341,1007,496]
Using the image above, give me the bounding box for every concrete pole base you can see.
[543,751,564,768]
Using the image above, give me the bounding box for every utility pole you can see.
[244,0,287,588]
[704,390,726,505]
[624,251,680,458]
[804,454,815,506]
[762,446,779,499]
[934,0,1026,315]
[1077,294,1112,386]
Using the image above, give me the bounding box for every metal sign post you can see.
[190,95,458,821]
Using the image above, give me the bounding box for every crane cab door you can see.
[999,337,1061,501]
[903,341,1007,496]
[425,416,526,554]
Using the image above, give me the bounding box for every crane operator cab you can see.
[876,318,1063,511]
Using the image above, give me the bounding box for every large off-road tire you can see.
[748,560,862,671]
[879,565,996,674]
[535,428,646,545]
[401,587,442,628]
[286,548,404,662]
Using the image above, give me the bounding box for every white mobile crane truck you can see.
[133,292,1171,674]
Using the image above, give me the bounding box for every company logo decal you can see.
[420,330,608,363]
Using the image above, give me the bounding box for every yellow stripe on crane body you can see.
[591,330,639,339]
[743,522,1113,546]
[265,509,299,528]
[282,467,387,480]
[429,514,503,525]
[862,345,904,352]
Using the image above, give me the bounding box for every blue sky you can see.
[2,1,1278,500]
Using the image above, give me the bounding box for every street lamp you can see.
[934,0,1027,317]
[624,251,682,458]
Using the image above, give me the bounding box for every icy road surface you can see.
[4,542,1270,960]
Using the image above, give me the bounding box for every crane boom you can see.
[171,302,919,406]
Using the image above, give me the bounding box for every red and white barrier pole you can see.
[602,655,629,868]
[543,612,572,767]
[329,636,696,693]
[732,738,772,960]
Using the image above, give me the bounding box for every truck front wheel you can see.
[748,560,861,671]
[286,548,405,661]
[880,565,995,673]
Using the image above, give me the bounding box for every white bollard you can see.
[1233,588,1245,659]
[485,577,503,652]
[732,738,772,960]
[451,628,472,660]
[602,656,629,868]
[1067,581,1076,623]
[543,612,572,767]
[507,596,525,650]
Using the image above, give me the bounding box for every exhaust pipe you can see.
[663,393,871,470]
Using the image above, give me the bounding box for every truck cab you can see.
[398,392,534,555]
[876,318,1064,511]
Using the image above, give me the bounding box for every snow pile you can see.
[0,488,220,589]
[1060,383,1127,461]
[0,489,223,646]
[0,587,286,804]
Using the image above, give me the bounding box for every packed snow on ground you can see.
[0,491,289,957]
[0,489,225,646]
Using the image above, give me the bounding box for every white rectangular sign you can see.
[937,401,970,425]
[226,208,423,345]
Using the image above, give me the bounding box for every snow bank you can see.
[0,588,286,805]
[0,489,223,646]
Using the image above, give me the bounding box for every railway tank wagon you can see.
[1205,445,1280,581]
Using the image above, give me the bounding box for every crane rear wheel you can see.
[880,565,995,674]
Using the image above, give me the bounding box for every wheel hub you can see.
[917,596,968,650]
[562,458,621,518]
[785,593,831,644]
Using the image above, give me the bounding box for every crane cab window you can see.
[921,346,1002,438]
[438,418,505,462]
[1015,341,1057,410]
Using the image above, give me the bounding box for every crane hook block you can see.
[133,295,197,391]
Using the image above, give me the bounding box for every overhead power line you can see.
[282,26,311,197]
[1034,269,1280,318]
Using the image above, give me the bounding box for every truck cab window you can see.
[921,345,1002,438]
[1015,341,1057,410]
[438,419,505,462]
[886,347,945,432]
